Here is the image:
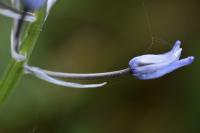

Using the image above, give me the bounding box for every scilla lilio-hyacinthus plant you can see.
[0,0,194,104]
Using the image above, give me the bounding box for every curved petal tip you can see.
[186,56,195,64]
[175,40,181,45]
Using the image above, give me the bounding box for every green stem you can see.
[0,11,45,104]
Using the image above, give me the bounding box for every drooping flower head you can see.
[129,40,194,80]
[0,1,195,88]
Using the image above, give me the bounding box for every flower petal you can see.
[134,56,194,80]
[132,48,182,74]
[163,40,181,56]
[129,40,181,67]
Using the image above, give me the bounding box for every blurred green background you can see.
[0,0,200,132]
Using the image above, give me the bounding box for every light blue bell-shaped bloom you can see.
[129,40,194,80]
[23,0,46,11]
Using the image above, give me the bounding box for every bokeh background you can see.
[0,0,200,132]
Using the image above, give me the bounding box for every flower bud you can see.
[22,0,46,11]
[129,40,194,80]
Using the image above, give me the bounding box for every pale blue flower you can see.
[129,40,194,80]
